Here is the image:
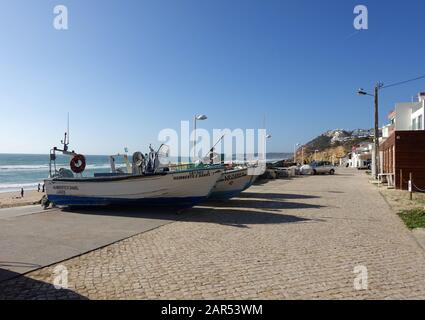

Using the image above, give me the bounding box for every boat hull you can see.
[209,168,253,200]
[47,195,207,207]
[242,174,258,191]
[45,167,223,208]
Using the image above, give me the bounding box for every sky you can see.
[0,0,425,155]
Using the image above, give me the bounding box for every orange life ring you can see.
[70,154,86,174]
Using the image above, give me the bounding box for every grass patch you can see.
[416,198,425,206]
[398,208,425,229]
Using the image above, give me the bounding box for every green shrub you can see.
[398,209,425,229]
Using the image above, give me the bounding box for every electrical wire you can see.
[382,75,425,90]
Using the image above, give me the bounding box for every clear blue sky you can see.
[1,0,425,154]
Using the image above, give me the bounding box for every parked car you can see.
[300,164,313,175]
[300,161,336,175]
[357,160,371,170]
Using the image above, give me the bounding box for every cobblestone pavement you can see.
[2,168,425,299]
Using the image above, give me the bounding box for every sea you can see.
[0,153,290,193]
[0,154,125,193]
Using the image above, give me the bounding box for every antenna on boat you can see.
[203,134,225,159]
[61,112,70,152]
[67,112,70,145]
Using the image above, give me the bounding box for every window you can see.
[412,118,417,130]
[419,115,423,130]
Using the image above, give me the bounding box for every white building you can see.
[382,92,425,139]
[378,91,425,188]
[349,142,373,168]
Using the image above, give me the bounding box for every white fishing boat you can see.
[43,136,223,208]
[243,174,258,191]
[45,167,223,207]
[209,166,254,200]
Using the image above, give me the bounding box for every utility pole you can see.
[358,83,383,180]
[359,75,425,178]
[373,83,383,180]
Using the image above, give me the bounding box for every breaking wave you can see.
[0,182,41,193]
[0,163,119,172]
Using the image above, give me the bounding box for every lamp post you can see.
[193,114,208,161]
[314,150,319,162]
[301,146,304,165]
[294,143,300,164]
[266,135,272,162]
[358,83,383,180]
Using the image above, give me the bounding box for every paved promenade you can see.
[1,169,425,299]
[0,206,179,281]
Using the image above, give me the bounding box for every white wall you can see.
[411,101,424,130]
[382,124,394,138]
[394,101,425,131]
[395,103,413,130]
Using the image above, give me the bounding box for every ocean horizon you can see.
[0,152,291,193]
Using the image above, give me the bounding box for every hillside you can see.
[295,129,373,164]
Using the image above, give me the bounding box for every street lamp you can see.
[357,83,384,180]
[193,114,208,161]
[357,88,374,97]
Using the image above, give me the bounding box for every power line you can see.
[382,74,425,90]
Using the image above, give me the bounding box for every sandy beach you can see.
[0,190,44,209]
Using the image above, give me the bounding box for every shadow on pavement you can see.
[238,192,320,200]
[252,177,296,186]
[202,198,325,211]
[0,268,87,300]
[183,207,321,228]
[61,206,184,218]
[0,262,42,278]
[61,198,325,228]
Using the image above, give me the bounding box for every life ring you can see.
[70,154,86,174]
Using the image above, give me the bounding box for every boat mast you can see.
[59,113,75,156]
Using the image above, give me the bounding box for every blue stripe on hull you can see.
[48,195,207,208]
[242,182,253,191]
[209,190,243,201]
[242,177,256,191]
